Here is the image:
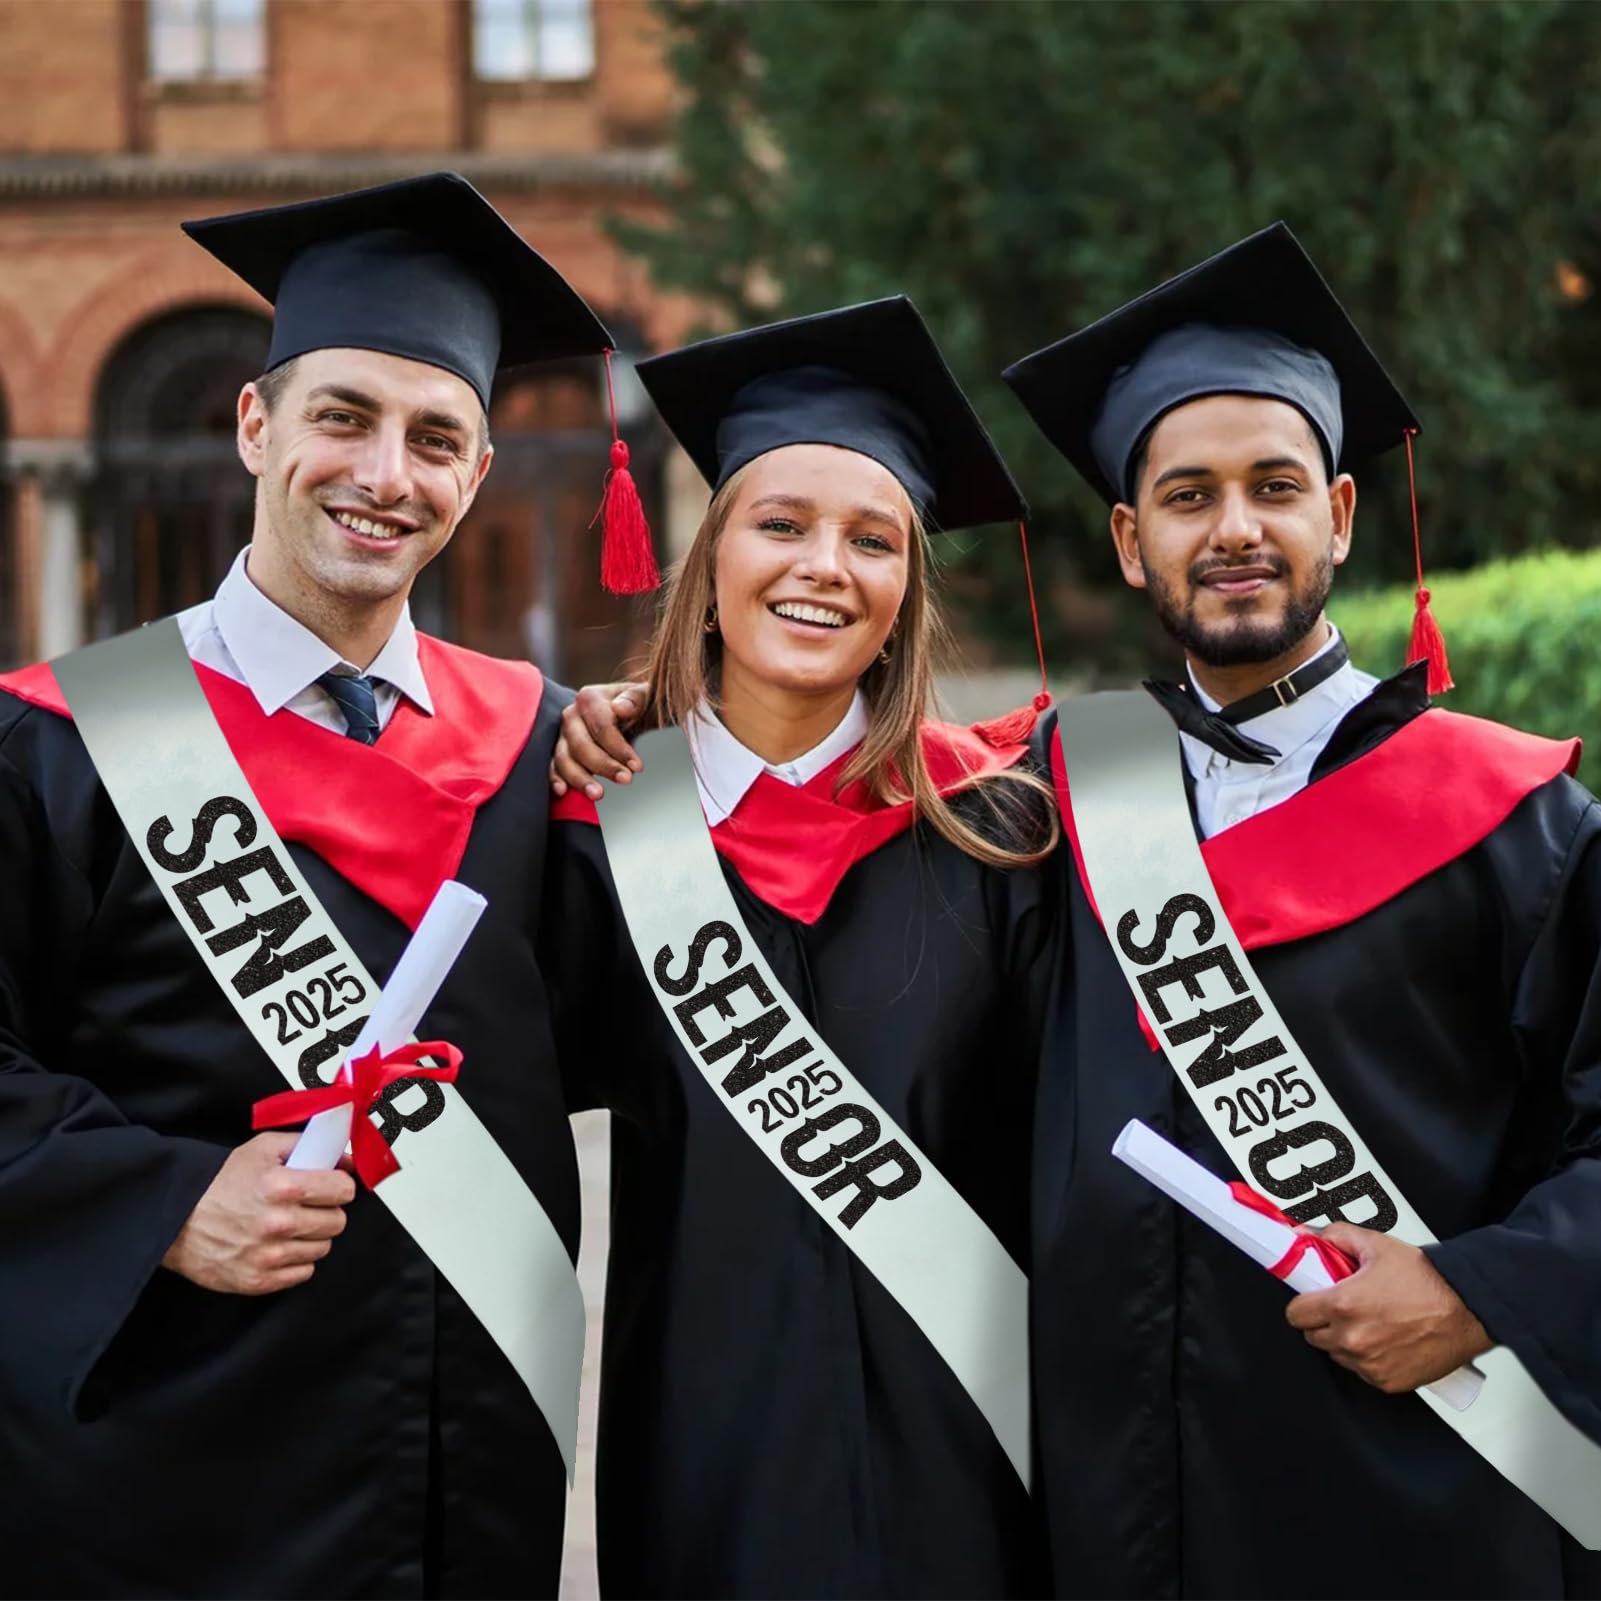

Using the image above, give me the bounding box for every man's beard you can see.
[1143,547,1334,667]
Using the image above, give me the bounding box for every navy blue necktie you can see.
[317,671,381,745]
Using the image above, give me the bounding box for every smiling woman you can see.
[643,443,1041,867]
[544,297,1063,1600]
[635,300,1055,871]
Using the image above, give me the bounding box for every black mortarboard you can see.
[1002,222,1419,505]
[182,172,613,410]
[636,297,1027,532]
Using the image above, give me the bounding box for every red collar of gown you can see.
[554,720,1032,925]
[0,635,541,930]
[1050,703,1581,953]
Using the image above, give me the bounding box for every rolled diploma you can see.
[1112,1118,1485,1412]
[286,880,488,1171]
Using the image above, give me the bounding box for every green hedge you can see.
[1334,548,1601,772]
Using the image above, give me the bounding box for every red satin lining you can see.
[1050,706,1577,1051]
[0,636,543,931]
[1051,706,1578,955]
[553,720,1031,924]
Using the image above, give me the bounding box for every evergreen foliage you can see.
[616,0,1601,670]
[1336,547,1601,768]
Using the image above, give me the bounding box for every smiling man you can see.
[1004,224,1601,1597]
[0,174,614,1598]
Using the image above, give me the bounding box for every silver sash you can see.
[53,619,585,1477]
[596,727,1032,1487]
[1060,688,1601,1548]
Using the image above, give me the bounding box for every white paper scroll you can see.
[1113,1119,1484,1411]
[288,880,487,1171]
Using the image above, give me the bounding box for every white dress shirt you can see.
[687,691,870,827]
[176,548,434,735]
[1181,623,1377,840]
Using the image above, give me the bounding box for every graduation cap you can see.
[1001,222,1418,507]
[636,296,1027,534]
[1002,222,1450,692]
[184,172,657,593]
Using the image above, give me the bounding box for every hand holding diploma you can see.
[251,880,487,1179]
[1282,1219,1494,1405]
[1113,1120,1487,1410]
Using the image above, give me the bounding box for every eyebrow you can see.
[304,385,470,437]
[414,408,472,438]
[748,492,907,528]
[304,384,381,412]
[1151,454,1313,490]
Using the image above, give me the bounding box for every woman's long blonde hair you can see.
[640,462,1058,870]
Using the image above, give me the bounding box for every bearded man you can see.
[1005,224,1601,1599]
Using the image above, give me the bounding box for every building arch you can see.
[45,247,265,440]
[88,304,271,635]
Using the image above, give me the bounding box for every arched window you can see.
[90,305,269,633]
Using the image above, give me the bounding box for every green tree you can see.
[616,0,1601,672]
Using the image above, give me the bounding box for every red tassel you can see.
[1402,429,1451,695]
[594,348,659,596]
[972,690,1052,747]
[1409,586,1454,696]
[598,438,659,595]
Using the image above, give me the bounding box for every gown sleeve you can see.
[0,721,227,1419]
[1426,785,1601,1445]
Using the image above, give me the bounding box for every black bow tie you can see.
[1143,680,1281,765]
[1143,638,1352,765]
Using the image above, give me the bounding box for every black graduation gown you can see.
[1031,670,1601,1600]
[545,730,1058,1600]
[0,644,577,1600]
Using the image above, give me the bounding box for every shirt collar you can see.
[688,690,869,827]
[213,547,434,718]
[1185,623,1369,769]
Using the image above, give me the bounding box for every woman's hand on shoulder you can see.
[551,682,649,800]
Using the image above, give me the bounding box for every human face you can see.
[713,443,913,703]
[237,346,491,612]
[1109,393,1355,667]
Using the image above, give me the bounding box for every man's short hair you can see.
[252,357,299,415]
[1126,438,1150,505]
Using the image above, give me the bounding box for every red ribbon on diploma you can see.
[1227,1180,1357,1283]
[252,1041,463,1188]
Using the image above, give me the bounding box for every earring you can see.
[703,605,719,634]
[878,641,893,665]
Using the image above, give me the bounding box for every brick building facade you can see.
[0,0,699,683]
